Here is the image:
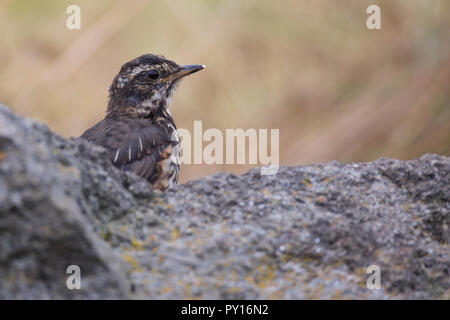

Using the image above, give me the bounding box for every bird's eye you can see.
[147,70,159,80]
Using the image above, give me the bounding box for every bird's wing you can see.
[80,118,176,184]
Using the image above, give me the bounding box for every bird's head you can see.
[107,54,204,118]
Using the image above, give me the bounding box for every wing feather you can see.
[80,117,175,185]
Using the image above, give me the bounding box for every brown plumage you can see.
[80,54,204,190]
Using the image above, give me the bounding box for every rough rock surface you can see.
[0,104,448,299]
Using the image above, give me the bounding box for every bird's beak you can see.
[164,64,205,82]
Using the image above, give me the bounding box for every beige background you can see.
[1,0,449,183]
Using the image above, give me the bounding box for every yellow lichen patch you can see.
[0,151,6,160]
[354,266,367,276]
[194,279,202,287]
[305,283,325,299]
[121,254,140,271]
[263,189,271,197]
[230,270,238,281]
[268,291,284,299]
[58,164,80,178]
[161,202,174,210]
[171,227,179,241]
[130,237,143,250]
[316,195,327,204]
[119,226,127,233]
[216,274,224,282]
[245,276,254,284]
[255,264,275,289]
[353,267,368,288]
[160,286,172,294]
[327,176,337,183]
[331,219,340,227]
[99,228,111,241]
[331,289,343,300]
[182,282,191,297]
[224,286,242,294]
[280,253,294,264]
[303,178,313,188]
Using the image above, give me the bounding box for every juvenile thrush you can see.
[80,54,204,190]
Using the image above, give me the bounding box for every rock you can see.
[0,104,130,299]
[0,104,448,299]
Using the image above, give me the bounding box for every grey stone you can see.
[0,104,448,299]
[0,104,130,299]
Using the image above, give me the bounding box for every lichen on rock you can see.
[0,104,448,299]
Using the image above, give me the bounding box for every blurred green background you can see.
[1,0,449,183]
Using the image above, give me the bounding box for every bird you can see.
[80,54,204,190]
